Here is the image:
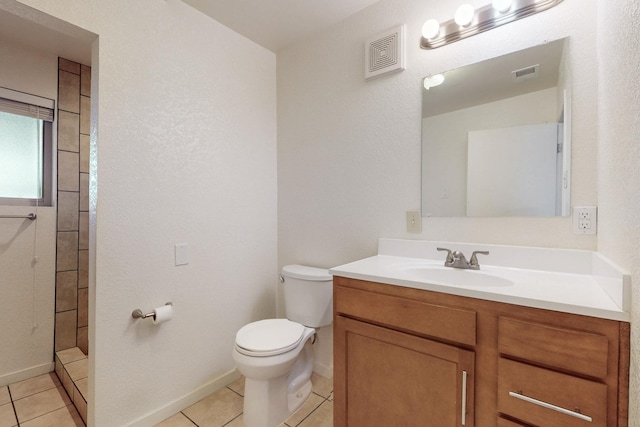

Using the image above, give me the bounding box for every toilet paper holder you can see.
[132,302,172,320]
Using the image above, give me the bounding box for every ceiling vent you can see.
[512,64,540,82]
[365,25,406,80]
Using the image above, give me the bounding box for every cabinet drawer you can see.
[498,358,607,427]
[334,285,476,346]
[497,417,530,427]
[498,316,609,378]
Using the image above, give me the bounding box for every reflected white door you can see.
[466,123,559,217]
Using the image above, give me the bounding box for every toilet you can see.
[232,265,333,427]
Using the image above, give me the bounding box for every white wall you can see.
[0,208,56,385]
[278,0,598,263]
[0,40,58,386]
[278,0,598,374]
[596,0,640,423]
[6,1,277,425]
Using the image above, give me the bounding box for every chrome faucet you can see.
[437,248,489,270]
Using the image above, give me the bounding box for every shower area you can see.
[0,52,91,424]
[52,57,92,423]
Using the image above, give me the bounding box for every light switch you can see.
[175,243,189,266]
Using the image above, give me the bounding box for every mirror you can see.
[421,38,571,217]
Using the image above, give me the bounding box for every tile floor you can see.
[0,372,83,427]
[155,374,333,427]
[1,373,332,427]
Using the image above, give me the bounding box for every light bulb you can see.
[424,74,445,90]
[492,0,513,13]
[422,19,440,40]
[454,3,475,27]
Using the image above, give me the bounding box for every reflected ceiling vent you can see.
[512,64,540,82]
[365,25,406,80]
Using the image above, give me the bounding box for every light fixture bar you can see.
[421,0,564,50]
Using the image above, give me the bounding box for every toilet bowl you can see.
[232,265,333,427]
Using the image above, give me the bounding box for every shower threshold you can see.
[55,347,88,424]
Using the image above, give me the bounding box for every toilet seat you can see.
[235,319,305,357]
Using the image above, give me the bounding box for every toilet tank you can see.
[281,265,333,328]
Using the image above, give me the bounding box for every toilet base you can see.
[287,378,312,415]
[242,376,312,427]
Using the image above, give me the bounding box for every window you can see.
[0,87,54,206]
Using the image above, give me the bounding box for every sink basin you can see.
[397,263,514,288]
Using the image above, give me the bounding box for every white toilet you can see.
[232,265,333,427]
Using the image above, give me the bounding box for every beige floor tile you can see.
[154,412,197,427]
[297,400,333,427]
[66,359,88,381]
[9,373,60,401]
[0,387,9,406]
[75,378,88,401]
[227,377,245,396]
[60,367,74,398]
[285,393,325,427]
[73,386,87,423]
[19,404,83,427]
[57,348,86,365]
[310,374,333,399]
[13,386,71,423]
[0,403,17,427]
[182,387,243,426]
[225,414,246,426]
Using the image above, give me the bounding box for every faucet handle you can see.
[470,251,489,267]
[437,247,454,264]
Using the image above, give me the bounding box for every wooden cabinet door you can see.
[334,316,475,427]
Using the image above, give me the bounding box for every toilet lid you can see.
[235,319,305,356]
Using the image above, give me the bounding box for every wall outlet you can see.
[406,210,422,233]
[573,206,597,235]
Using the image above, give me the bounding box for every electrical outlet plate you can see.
[573,206,597,235]
[406,210,422,233]
[175,243,189,265]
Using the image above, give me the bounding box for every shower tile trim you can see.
[55,348,87,424]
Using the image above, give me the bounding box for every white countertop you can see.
[330,239,630,322]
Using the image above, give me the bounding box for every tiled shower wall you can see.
[55,58,90,355]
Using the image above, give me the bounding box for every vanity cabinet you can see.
[497,316,613,426]
[334,283,476,426]
[333,276,629,427]
[335,316,474,426]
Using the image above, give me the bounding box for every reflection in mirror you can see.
[421,37,571,217]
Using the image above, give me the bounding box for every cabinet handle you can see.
[508,391,593,422]
[461,371,467,426]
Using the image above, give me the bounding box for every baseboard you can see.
[313,361,333,379]
[0,362,55,387]
[125,369,242,427]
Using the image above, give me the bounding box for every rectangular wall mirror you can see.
[421,37,571,217]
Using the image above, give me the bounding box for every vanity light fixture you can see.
[492,0,513,13]
[454,3,476,27]
[421,0,564,50]
[423,74,445,90]
[422,18,441,40]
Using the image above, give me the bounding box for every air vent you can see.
[512,64,539,81]
[365,25,406,79]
